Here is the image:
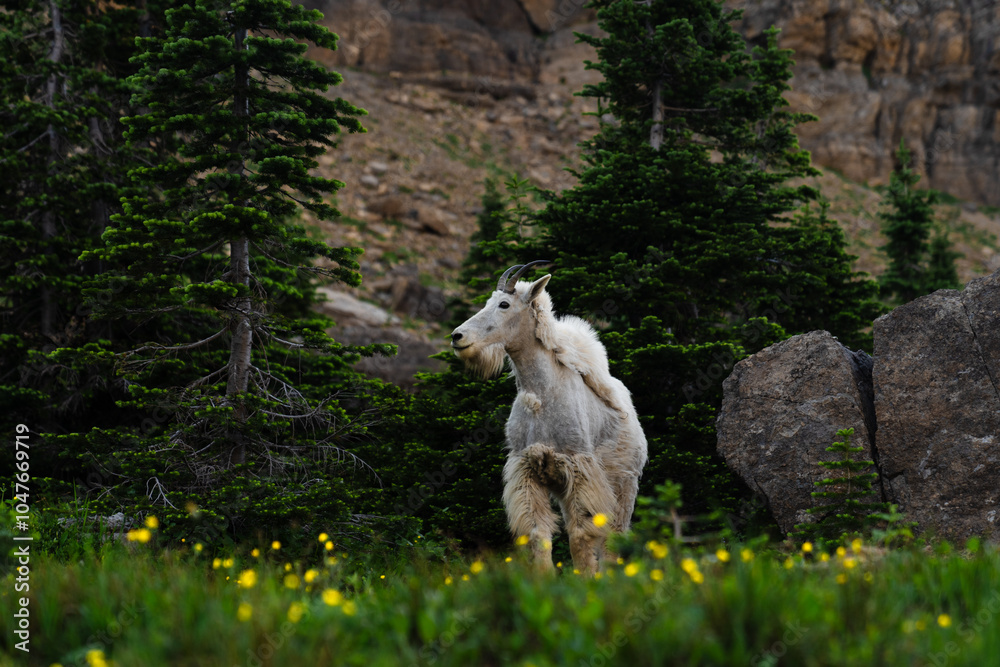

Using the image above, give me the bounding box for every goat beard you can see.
[458,342,507,380]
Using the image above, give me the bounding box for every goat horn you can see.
[496,264,524,293]
[501,260,551,294]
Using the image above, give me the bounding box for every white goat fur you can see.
[451,275,648,573]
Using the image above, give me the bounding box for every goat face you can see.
[451,274,551,379]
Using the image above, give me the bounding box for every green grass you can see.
[5,530,1000,666]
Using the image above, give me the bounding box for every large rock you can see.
[717,331,877,534]
[873,271,1000,539]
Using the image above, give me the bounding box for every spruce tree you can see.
[878,140,960,303]
[519,0,882,518]
[0,0,152,469]
[68,0,398,541]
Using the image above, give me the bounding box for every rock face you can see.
[873,271,1000,539]
[734,0,1000,206]
[716,331,877,534]
[303,0,591,79]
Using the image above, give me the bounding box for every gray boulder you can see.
[717,331,877,534]
[873,272,1000,540]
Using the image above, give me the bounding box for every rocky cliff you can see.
[307,0,1000,206]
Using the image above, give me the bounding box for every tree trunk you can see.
[40,0,65,340]
[226,22,252,466]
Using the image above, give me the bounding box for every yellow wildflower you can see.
[284,574,300,589]
[322,589,343,606]
[851,538,863,553]
[515,534,529,546]
[194,543,204,553]
[251,548,259,558]
[212,558,222,570]
[126,528,151,543]
[624,563,640,577]
[783,557,794,570]
[85,649,109,667]
[318,532,329,542]
[650,569,664,581]
[801,542,813,553]
[239,569,257,589]
[844,558,857,569]
[444,576,453,585]
[505,556,512,563]
[304,569,319,584]
[237,602,252,622]
[470,561,484,574]
[144,516,159,530]
[271,540,281,550]
[325,541,334,551]
[288,601,306,623]
[593,513,608,528]
[680,558,698,574]
[342,600,357,616]
[716,549,730,563]
[741,548,754,562]
[223,558,234,568]
[938,614,952,628]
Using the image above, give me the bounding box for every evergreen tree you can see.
[517,0,881,519]
[878,140,960,303]
[794,428,889,542]
[0,0,155,474]
[65,0,399,543]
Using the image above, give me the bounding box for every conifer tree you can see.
[68,0,397,538]
[0,0,151,454]
[878,140,960,303]
[518,0,882,517]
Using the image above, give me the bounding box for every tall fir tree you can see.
[64,0,400,542]
[0,0,161,480]
[878,140,960,304]
[516,0,882,518]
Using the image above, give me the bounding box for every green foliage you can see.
[793,428,892,543]
[878,140,961,304]
[14,536,1000,665]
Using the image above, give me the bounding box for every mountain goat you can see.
[451,261,648,574]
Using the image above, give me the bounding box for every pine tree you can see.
[66,0,398,541]
[878,140,960,303]
[515,0,881,519]
[795,428,889,541]
[0,0,153,469]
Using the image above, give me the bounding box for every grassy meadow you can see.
[4,519,1000,667]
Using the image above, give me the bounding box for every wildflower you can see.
[342,600,357,616]
[462,574,470,581]
[801,542,813,553]
[288,601,306,623]
[594,572,603,580]
[741,548,754,562]
[650,569,664,581]
[593,513,608,528]
[783,557,794,570]
[681,558,698,574]
[505,556,512,563]
[322,589,343,606]
[820,553,830,562]
[836,573,847,584]
[515,535,529,546]
[271,540,281,551]
[144,516,159,530]
[556,562,563,568]
[126,528,151,543]
[690,570,704,584]
[318,532,329,543]
[223,558,234,568]
[542,539,552,551]
[836,546,846,559]
[380,574,385,580]
[851,538,863,553]
[616,557,624,565]
[646,541,669,559]
[212,558,222,570]
[85,649,109,667]
[284,563,292,571]
[938,614,952,628]
[573,569,580,575]
[624,563,640,577]
[326,557,338,567]
[194,543,204,553]
[237,602,252,622]
[305,569,319,584]
[716,549,730,563]
[470,561,484,574]
[284,574,300,589]
[325,541,334,551]
[239,569,257,589]
[444,576,453,586]
[843,558,857,570]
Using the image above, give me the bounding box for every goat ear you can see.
[525,274,551,304]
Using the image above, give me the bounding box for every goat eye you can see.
[499,301,510,310]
